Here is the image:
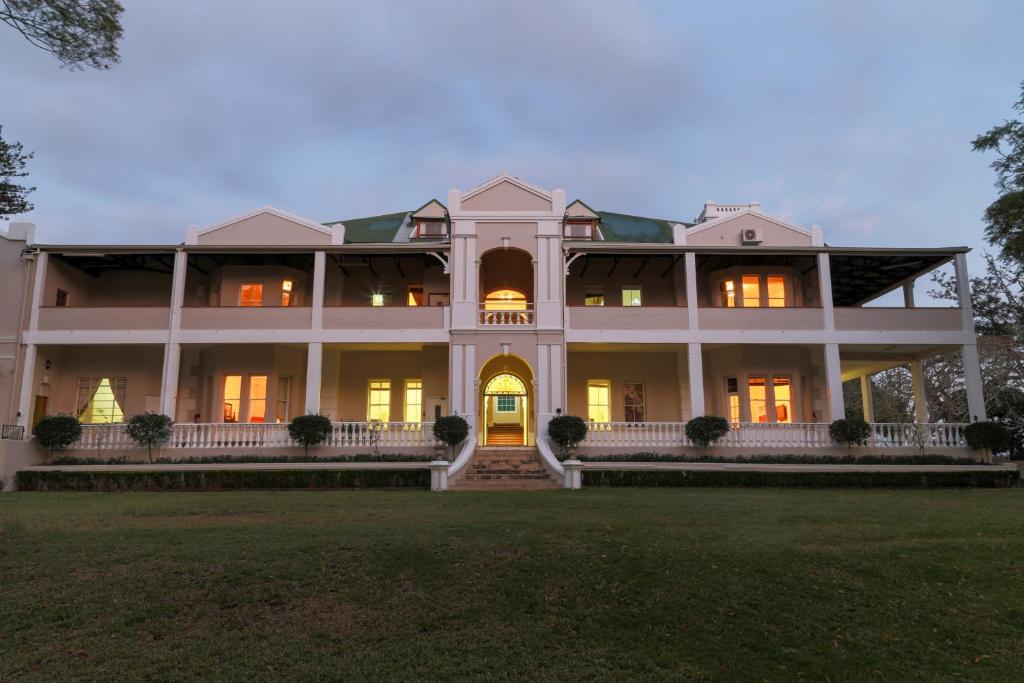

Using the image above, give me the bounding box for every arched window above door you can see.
[483,373,527,395]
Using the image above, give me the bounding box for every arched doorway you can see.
[478,354,534,447]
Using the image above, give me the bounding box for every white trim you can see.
[195,206,332,239]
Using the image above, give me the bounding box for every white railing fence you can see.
[479,305,535,326]
[72,421,440,451]
[869,422,967,448]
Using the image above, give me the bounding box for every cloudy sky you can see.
[1,0,1021,272]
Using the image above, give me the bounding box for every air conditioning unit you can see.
[741,228,763,245]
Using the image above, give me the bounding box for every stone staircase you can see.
[449,446,560,491]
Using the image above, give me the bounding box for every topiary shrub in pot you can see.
[547,415,588,459]
[288,414,333,455]
[33,414,83,454]
[125,412,173,463]
[685,415,730,448]
[432,415,469,460]
[829,418,871,452]
[964,421,1012,460]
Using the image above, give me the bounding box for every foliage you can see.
[287,414,333,455]
[576,452,981,465]
[0,126,34,219]
[33,414,81,452]
[432,415,469,459]
[973,81,1024,263]
[17,469,429,491]
[124,412,172,462]
[48,453,435,465]
[964,421,1013,455]
[547,415,588,458]
[684,415,730,448]
[0,0,124,69]
[585,469,1018,489]
[829,418,871,448]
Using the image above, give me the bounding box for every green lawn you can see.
[1,490,1023,681]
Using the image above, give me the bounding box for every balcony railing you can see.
[1,424,25,441]
[580,422,970,450]
[71,421,440,451]
[479,305,535,327]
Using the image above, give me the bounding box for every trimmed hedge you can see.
[584,469,1019,489]
[17,469,430,492]
[576,453,983,465]
[48,453,435,466]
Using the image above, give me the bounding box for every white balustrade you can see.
[75,424,135,450]
[719,423,833,448]
[326,422,440,449]
[582,421,688,448]
[868,422,967,448]
[479,305,535,327]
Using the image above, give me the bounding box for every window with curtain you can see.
[368,380,391,422]
[748,376,768,422]
[726,376,740,423]
[623,383,645,422]
[223,375,242,422]
[407,286,424,307]
[720,280,736,307]
[239,284,263,307]
[773,376,792,423]
[741,276,761,307]
[76,377,127,424]
[584,289,605,306]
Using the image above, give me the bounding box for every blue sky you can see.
[1,0,1021,277]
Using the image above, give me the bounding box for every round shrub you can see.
[964,421,1012,455]
[547,415,588,459]
[125,412,173,462]
[432,415,469,459]
[34,414,82,453]
[829,418,871,449]
[288,414,333,454]
[685,415,730,448]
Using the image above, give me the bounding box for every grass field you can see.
[1,489,1023,681]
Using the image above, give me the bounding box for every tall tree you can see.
[1,0,124,69]
[0,126,34,219]
[973,81,1024,262]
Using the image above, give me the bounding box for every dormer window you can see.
[564,220,596,239]
[413,219,446,238]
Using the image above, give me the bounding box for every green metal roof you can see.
[596,211,684,244]
[325,212,410,243]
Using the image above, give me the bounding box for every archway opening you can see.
[484,288,527,311]
[478,355,534,447]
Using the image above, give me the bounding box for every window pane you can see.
[773,376,792,423]
[276,376,290,423]
[748,376,768,423]
[78,377,126,424]
[281,280,294,307]
[742,276,760,307]
[248,375,267,423]
[584,290,605,306]
[404,380,422,423]
[721,280,736,308]
[623,383,645,422]
[495,395,517,413]
[622,288,642,307]
[239,284,263,307]
[223,375,242,422]
[726,376,740,423]
[368,380,391,422]
[767,276,786,308]
[407,286,424,307]
[587,381,611,423]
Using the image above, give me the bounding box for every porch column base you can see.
[563,459,583,489]
[429,460,449,491]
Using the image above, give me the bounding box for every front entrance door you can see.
[482,373,528,446]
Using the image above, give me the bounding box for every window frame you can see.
[621,286,643,307]
[407,285,424,307]
[367,379,392,423]
[495,395,517,413]
[583,287,606,307]
[238,283,264,307]
[623,382,646,423]
[403,379,423,423]
[587,379,612,424]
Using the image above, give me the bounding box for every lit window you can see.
[624,383,645,422]
[721,280,736,307]
[726,377,740,423]
[495,395,517,413]
[748,376,768,423]
[368,380,391,422]
[404,380,422,423]
[248,375,267,423]
[773,376,792,423]
[276,376,291,423]
[371,289,392,307]
[742,276,760,307]
[281,280,294,307]
[223,375,242,422]
[587,380,611,423]
[767,276,786,308]
[484,289,527,310]
[76,377,126,424]
[407,286,424,307]
[584,289,605,306]
[239,284,263,307]
[622,287,642,307]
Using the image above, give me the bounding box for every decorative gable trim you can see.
[565,199,599,219]
[460,173,552,203]
[686,208,812,239]
[196,206,332,238]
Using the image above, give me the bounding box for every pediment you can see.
[565,199,599,219]
[687,211,812,247]
[196,207,332,246]
[461,175,552,212]
[411,199,448,220]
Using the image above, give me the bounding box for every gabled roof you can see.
[410,199,448,220]
[686,208,810,239]
[461,173,552,203]
[199,206,332,238]
[325,212,411,244]
[566,199,599,219]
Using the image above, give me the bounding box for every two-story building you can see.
[0,174,985,475]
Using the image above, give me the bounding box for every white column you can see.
[902,280,916,308]
[817,252,834,329]
[160,342,181,418]
[15,344,37,428]
[311,250,325,330]
[684,252,699,330]
[687,343,705,417]
[305,342,323,415]
[910,360,928,423]
[859,374,874,422]
[168,249,187,329]
[27,250,47,331]
[953,253,974,332]
[824,343,844,421]
[962,344,986,422]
